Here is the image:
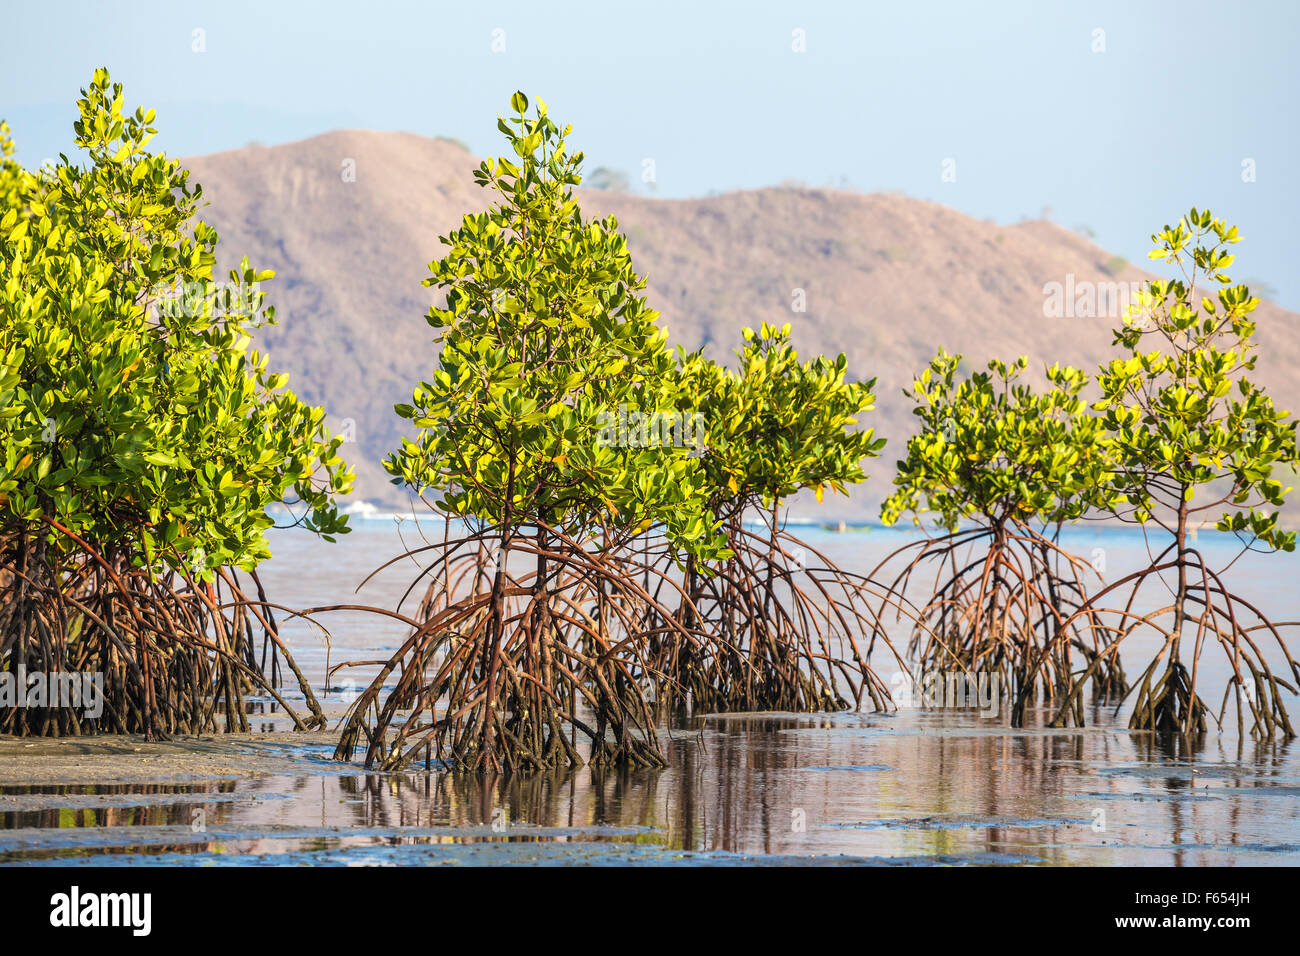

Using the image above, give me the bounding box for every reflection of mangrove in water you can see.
[0,781,238,831]
[2,711,1299,865]
[0,780,252,861]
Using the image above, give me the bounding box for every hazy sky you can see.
[4,0,1298,307]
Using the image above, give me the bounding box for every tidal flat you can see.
[1,706,1297,866]
[1,521,1297,866]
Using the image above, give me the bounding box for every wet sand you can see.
[2,706,1298,866]
[2,522,1297,866]
[0,731,343,788]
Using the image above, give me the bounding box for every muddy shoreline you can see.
[0,731,347,788]
[2,710,1298,866]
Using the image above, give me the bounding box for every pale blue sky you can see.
[3,0,1298,306]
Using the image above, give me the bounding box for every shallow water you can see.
[1,520,1297,866]
[261,518,1300,724]
[1,709,1298,865]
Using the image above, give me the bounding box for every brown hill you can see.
[184,130,1300,517]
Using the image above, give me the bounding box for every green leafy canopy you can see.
[0,68,353,576]
[883,349,1115,531]
[387,92,726,558]
[1097,208,1298,550]
[674,321,884,517]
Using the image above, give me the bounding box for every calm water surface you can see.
[1,520,1296,866]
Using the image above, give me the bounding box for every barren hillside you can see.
[184,130,1300,517]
